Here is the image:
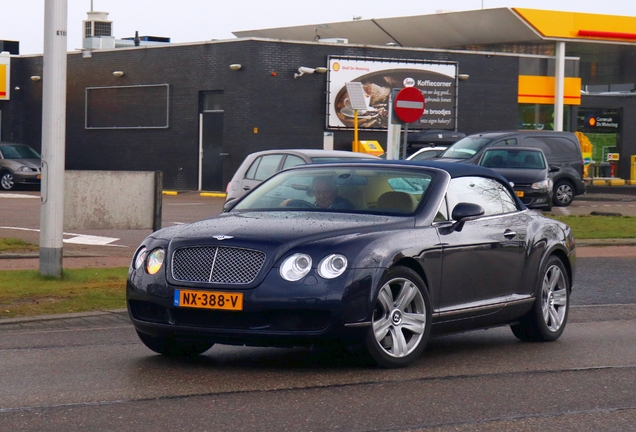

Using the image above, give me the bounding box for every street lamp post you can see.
[40,0,68,277]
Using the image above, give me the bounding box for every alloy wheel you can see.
[541,264,568,332]
[372,277,427,358]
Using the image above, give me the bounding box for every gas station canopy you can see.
[234,8,636,87]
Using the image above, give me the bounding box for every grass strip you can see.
[0,267,128,318]
[0,238,39,253]
[548,215,636,239]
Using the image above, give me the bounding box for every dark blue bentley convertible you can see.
[127,160,575,368]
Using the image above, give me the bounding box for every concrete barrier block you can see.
[64,170,161,230]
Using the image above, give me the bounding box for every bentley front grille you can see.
[172,246,266,284]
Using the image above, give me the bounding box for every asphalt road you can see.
[1,301,635,431]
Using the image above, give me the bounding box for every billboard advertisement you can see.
[327,57,457,130]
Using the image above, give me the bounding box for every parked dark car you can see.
[225,149,379,202]
[0,143,41,190]
[439,131,585,207]
[478,147,554,211]
[128,160,575,368]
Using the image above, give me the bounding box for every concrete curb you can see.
[0,309,128,325]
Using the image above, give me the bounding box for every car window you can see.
[311,156,374,163]
[440,136,494,159]
[446,176,518,217]
[251,154,284,181]
[245,158,260,179]
[499,184,519,213]
[522,137,580,160]
[0,145,41,159]
[282,155,306,170]
[480,149,546,169]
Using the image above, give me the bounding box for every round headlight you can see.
[133,246,147,270]
[317,254,348,279]
[146,248,165,275]
[280,253,312,281]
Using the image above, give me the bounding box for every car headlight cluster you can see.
[132,246,165,275]
[280,253,348,281]
[531,179,550,191]
[17,166,32,172]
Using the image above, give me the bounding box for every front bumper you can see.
[126,266,378,348]
[13,171,41,185]
[516,187,552,209]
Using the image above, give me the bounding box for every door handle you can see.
[219,152,229,156]
[503,229,517,239]
[242,186,251,191]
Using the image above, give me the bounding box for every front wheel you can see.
[136,331,213,356]
[1,172,15,190]
[553,180,574,207]
[365,267,431,368]
[510,256,570,342]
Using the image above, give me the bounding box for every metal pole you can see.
[353,109,359,152]
[402,124,409,160]
[40,0,68,277]
[554,41,566,132]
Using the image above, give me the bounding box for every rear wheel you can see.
[136,331,213,356]
[510,256,570,342]
[365,267,431,368]
[553,180,574,207]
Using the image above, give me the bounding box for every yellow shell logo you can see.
[332,62,341,72]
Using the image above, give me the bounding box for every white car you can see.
[406,146,448,161]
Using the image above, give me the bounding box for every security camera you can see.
[294,66,316,78]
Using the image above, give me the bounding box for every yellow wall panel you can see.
[518,75,581,105]
[0,64,7,99]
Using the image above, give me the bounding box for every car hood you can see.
[166,211,408,246]
[488,168,547,184]
[152,212,412,285]
[1,158,40,169]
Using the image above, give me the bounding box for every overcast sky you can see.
[2,0,636,55]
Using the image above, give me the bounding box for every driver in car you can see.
[281,176,355,210]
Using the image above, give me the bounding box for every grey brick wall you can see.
[1,40,529,190]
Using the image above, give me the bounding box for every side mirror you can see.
[549,165,561,173]
[223,198,239,212]
[450,202,485,231]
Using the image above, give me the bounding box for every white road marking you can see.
[63,235,124,246]
[0,194,39,199]
[0,226,124,247]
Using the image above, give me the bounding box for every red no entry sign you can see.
[393,87,426,123]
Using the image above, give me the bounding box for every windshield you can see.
[440,136,493,159]
[0,145,41,159]
[234,166,435,215]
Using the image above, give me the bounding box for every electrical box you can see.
[357,140,384,156]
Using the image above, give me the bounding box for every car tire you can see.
[553,180,574,207]
[1,171,15,191]
[136,331,213,356]
[510,256,570,342]
[364,266,431,368]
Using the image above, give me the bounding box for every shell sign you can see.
[0,52,9,100]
